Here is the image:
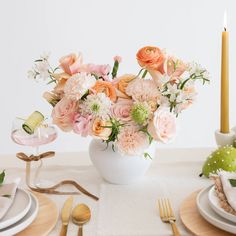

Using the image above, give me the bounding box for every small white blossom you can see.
[188,62,209,80]
[40,52,50,60]
[35,60,50,80]
[27,69,37,80]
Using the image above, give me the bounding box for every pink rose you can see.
[73,114,93,137]
[52,97,78,131]
[59,53,83,75]
[86,64,111,81]
[148,107,176,143]
[111,98,133,122]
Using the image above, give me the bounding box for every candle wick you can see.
[224,27,227,31]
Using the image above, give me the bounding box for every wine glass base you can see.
[35,180,56,188]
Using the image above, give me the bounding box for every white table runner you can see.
[1,148,213,235]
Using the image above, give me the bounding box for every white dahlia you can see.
[80,93,112,119]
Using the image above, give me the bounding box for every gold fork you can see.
[158,198,181,236]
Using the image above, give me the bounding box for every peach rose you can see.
[114,74,136,98]
[59,53,83,75]
[53,78,67,95]
[52,97,78,132]
[164,56,187,78]
[137,46,165,73]
[92,80,117,102]
[91,118,112,140]
[147,107,176,143]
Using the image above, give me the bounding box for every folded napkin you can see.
[0,179,20,220]
[217,171,236,212]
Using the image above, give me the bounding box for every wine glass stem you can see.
[33,145,44,187]
[25,162,31,186]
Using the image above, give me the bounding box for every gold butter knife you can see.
[60,196,74,236]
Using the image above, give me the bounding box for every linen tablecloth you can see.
[2,148,213,235]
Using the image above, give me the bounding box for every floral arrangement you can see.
[28,46,209,157]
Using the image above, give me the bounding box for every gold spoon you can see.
[72,203,91,236]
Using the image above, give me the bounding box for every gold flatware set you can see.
[60,196,91,236]
[59,196,180,236]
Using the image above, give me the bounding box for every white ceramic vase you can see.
[89,139,155,184]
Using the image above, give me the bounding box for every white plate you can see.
[197,185,236,234]
[208,186,236,223]
[0,188,31,229]
[0,192,38,236]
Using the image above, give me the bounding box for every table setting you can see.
[3,9,236,236]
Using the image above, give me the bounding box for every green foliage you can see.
[1,194,11,198]
[144,152,152,159]
[142,69,148,78]
[229,179,236,187]
[0,170,5,185]
[103,118,124,148]
[179,71,210,90]
[139,126,153,144]
[111,61,119,79]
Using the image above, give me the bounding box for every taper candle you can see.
[220,11,229,133]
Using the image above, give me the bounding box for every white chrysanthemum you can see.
[80,93,112,119]
[64,72,96,100]
[126,78,161,103]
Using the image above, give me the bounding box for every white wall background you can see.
[0,0,235,155]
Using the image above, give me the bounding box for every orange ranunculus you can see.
[92,80,117,102]
[115,74,136,98]
[136,46,165,73]
[92,118,112,140]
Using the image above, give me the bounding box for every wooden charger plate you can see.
[16,192,58,236]
[180,190,232,236]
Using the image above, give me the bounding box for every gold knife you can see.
[60,196,74,236]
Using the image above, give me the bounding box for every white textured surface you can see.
[1,0,236,154]
[2,148,214,235]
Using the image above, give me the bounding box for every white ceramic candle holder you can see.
[215,129,236,146]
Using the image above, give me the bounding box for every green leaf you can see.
[139,126,153,144]
[142,69,148,78]
[229,179,236,187]
[111,61,119,79]
[91,73,100,80]
[180,78,190,90]
[47,79,57,85]
[144,152,152,160]
[136,68,145,79]
[81,90,89,100]
[1,194,11,198]
[0,170,5,185]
